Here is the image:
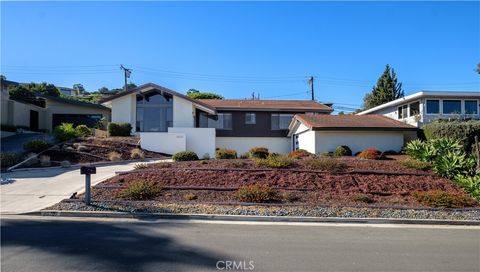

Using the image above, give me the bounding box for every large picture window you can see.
[271,113,293,130]
[199,112,232,130]
[426,100,440,114]
[442,100,461,114]
[136,92,173,132]
[465,100,478,114]
[397,105,408,119]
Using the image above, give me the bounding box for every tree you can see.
[363,65,404,110]
[0,75,6,80]
[73,83,85,93]
[8,82,59,106]
[186,89,223,99]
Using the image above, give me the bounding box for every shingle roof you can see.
[293,114,417,131]
[37,94,110,110]
[198,99,333,112]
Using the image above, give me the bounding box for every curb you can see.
[23,210,480,226]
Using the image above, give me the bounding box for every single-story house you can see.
[100,83,332,157]
[288,114,418,154]
[356,91,480,127]
[100,82,418,156]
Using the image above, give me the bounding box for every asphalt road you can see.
[1,217,479,272]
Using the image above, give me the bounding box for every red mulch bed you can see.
[90,157,478,208]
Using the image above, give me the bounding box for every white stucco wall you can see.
[314,131,405,154]
[173,96,195,127]
[216,137,291,155]
[110,94,135,128]
[168,127,216,158]
[140,132,186,155]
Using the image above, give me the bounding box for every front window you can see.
[245,113,256,124]
[443,100,461,114]
[271,113,293,130]
[409,101,420,116]
[397,105,408,119]
[136,91,173,132]
[199,112,232,130]
[426,100,440,114]
[465,100,478,114]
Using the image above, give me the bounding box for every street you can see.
[1,216,479,272]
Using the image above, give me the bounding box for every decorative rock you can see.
[60,161,71,168]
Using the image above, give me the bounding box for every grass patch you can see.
[118,180,163,200]
[234,184,280,203]
[303,158,346,172]
[413,190,476,208]
[254,155,294,168]
[400,159,432,171]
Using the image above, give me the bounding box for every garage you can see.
[288,114,418,154]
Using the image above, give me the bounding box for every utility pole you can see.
[308,76,315,101]
[120,65,132,92]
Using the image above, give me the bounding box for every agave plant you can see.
[434,151,476,178]
[405,139,427,161]
[454,174,480,200]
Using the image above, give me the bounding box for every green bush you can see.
[303,157,346,172]
[172,151,199,161]
[0,152,23,168]
[108,123,132,136]
[75,125,92,137]
[234,184,280,203]
[454,175,480,201]
[400,159,432,171]
[23,139,49,153]
[249,147,269,159]
[133,163,148,170]
[423,120,480,153]
[53,123,77,142]
[255,155,293,168]
[413,190,476,208]
[334,146,352,156]
[215,148,237,159]
[352,194,375,204]
[433,151,476,178]
[118,180,163,200]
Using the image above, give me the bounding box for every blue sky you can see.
[1,1,479,112]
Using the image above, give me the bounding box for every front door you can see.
[29,110,39,131]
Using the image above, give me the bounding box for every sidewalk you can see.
[0,160,163,214]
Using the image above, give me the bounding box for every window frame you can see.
[245,113,256,125]
[409,101,420,117]
[464,100,479,115]
[271,113,294,130]
[425,99,440,114]
[442,99,462,115]
[397,105,408,119]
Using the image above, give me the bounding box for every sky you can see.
[1,1,479,112]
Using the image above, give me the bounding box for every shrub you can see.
[454,175,480,200]
[433,151,476,178]
[53,123,77,142]
[1,124,17,132]
[0,152,23,168]
[74,125,92,137]
[118,180,163,200]
[133,163,148,170]
[183,192,198,201]
[288,149,311,158]
[215,148,237,159]
[108,123,132,136]
[234,184,280,203]
[255,155,293,168]
[23,139,48,153]
[423,120,480,153]
[282,191,300,202]
[249,147,269,159]
[107,151,122,161]
[400,159,432,171]
[226,160,247,168]
[413,190,476,208]
[303,158,346,172]
[334,146,352,156]
[357,148,384,160]
[352,194,374,204]
[130,148,145,159]
[320,152,334,157]
[172,151,198,161]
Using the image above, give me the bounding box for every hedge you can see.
[108,123,132,136]
[423,120,480,153]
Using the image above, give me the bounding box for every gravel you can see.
[47,201,480,221]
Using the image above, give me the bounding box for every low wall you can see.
[216,137,291,155]
[140,132,186,155]
[168,127,216,158]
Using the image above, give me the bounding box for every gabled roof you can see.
[357,91,480,115]
[37,94,110,110]
[198,99,333,112]
[99,83,216,114]
[289,114,417,134]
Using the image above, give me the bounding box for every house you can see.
[100,83,332,157]
[288,114,418,154]
[356,91,480,127]
[58,87,83,97]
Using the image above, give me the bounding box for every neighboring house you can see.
[100,83,332,156]
[356,91,480,127]
[58,87,83,97]
[288,114,418,154]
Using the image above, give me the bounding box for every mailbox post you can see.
[80,166,96,205]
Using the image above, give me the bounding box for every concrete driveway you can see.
[1,133,54,153]
[0,160,164,214]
